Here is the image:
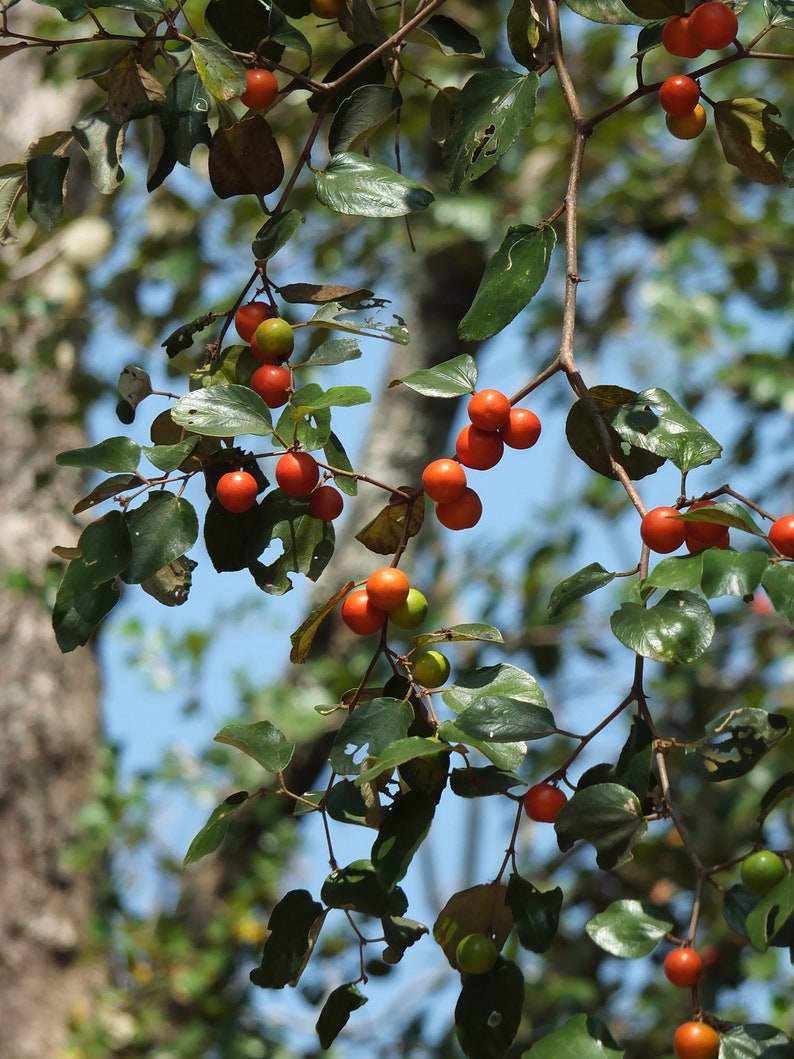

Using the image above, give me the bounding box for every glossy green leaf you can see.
[147,67,211,191]
[525,1013,624,1059]
[459,225,556,341]
[455,958,524,1059]
[72,110,125,194]
[644,548,767,599]
[507,0,547,69]
[566,385,666,481]
[675,501,766,537]
[315,152,434,217]
[443,664,557,741]
[413,623,504,648]
[291,383,370,413]
[354,737,447,787]
[371,789,438,890]
[329,698,413,776]
[191,37,247,101]
[548,563,615,618]
[214,720,295,772]
[26,154,69,230]
[249,494,335,594]
[0,163,26,245]
[607,387,722,473]
[57,436,141,473]
[53,575,120,652]
[182,790,249,867]
[122,492,199,584]
[720,1023,794,1058]
[209,115,284,200]
[300,336,362,368]
[328,85,402,154]
[714,98,794,186]
[73,474,144,515]
[308,299,409,344]
[610,590,715,664]
[251,208,304,260]
[438,719,527,771]
[746,874,794,951]
[506,874,562,954]
[444,68,539,192]
[172,384,272,437]
[555,783,647,870]
[450,766,525,798]
[393,353,477,397]
[250,889,326,989]
[316,983,368,1050]
[74,511,131,585]
[141,438,200,473]
[766,0,794,28]
[321,859,408,917]
[695,708,789,781]
[761,564,794,624]
[585,900,672,958]
[416,14,484,56]
[323,431,358,495]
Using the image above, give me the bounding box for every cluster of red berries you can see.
[658,2,739,141]
[640,500,729,555]
[422,390,541,531]
[213,303,345,520]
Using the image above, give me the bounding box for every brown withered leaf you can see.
[714,97,794,186]
[355,492,425,554]
[108,52,166,124]
[208,114,284,200]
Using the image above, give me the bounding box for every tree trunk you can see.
[0,52,108,1059]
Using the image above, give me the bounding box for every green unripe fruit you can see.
[411,649,450,689]
[252,317,294,362]
[389,588,429,629]
[741,850,787,895]
[455,933,498,975]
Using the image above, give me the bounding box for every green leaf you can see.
[607,387,722,474]
[507,0,548,70]
[191,37,247,101]
[328,85,402,154]
[455,958,525,1059]
[644,548,768,600]
[73,473,145,515]
[248,494,335,594]
[73,511,131,585]
[300,336,362,368]
[291,383,371,412]
[585,900,672,958]
[610,590,715,664]
[566,385,666,481]
[308,299,410,344]
[714,98,794,186]
[746,874,794,951]
[182,791,249,867]
[555,783,647,870]
[122,492,199,584]
[56,436,141,473]
[758,772,794,825]
[442,664,557,741]
[415,15,484,56]
[205,0,271,52]
[506,874,562,954]
[695,708,789,781]
[251,208,304,260]
[438,720,527,771]
[315,152,434,217]
[147,67,212,191]
[458,225,556,341]
[444,68,539,192]
[321,859,408,917]
[214,720,295,772]
[371,789,438,890]
[142,437,200,473]
[450,766,525,798]
[323,431,358,494]
[250,889,326,989]
[548,563,615,618]
[354,737,447,787]
[413,623,504,648]
[525,1013,624,1059]
[675,501,767,537]
[208,115,284,200]
[380,915,429,963]
[766,0,794,28]
[720,1023,794,1058]
[0,163,26,245]
[761,564,794,625]
[316,983,368,1050]
[26,154,69,230]
[392,353,477,397]
[53,576,120,652]
[329,698,413,776]
[72,110,125,194]
[172,383,273,437]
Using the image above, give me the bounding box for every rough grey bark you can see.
[0,51,108,1059]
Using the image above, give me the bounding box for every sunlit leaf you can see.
[183,791,249,867]
[585,900,672,958]
[315,152,434,217]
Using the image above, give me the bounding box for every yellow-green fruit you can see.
[411,649,450,689]
[389,588,429,630]
[455,933,498,975]
[741,850,787,895]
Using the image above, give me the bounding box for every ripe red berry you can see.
[500,407,541,449]
[659,75,701,117]
[422,458,468,503]
[662,15,706,58]
[365,567,410,612]
[689,1,739,51]
[467,389,511,431]
[216,469,258,513]
[523,783,567,823]
[768,514,794,559]
[240,68,279,110]
[275,451,320,497]
[640,506,687,554]
[250,364,291,408]
[456,424,504,470]
[341,587,387,636]
[435,487,483,530]
[666,104,707,141]
[664,947,703,988]
[235,301,274,342]
[672,1020,720,1059]
[308,485,344,521]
